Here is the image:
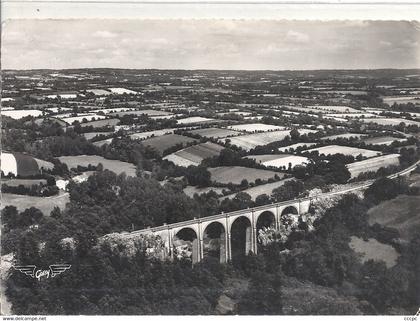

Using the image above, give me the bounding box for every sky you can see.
[2,19,420,70]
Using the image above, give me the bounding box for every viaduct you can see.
[122,197,311,264]
[117,160,420,264]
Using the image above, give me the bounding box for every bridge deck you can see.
[123,160,420,236]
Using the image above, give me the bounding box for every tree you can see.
[364,177,408,204]
[255,194,271,206]
[290,128,300,141]
[184,166,211,187]
[271,180,304,202]
[2,206,19,231]
[240,179,249,188]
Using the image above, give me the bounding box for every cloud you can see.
[93,30,117,38]
[380,40,392,47]
[1,20,419,70]
[285,30,310,44]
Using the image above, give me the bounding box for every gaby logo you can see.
[13,264,71,281]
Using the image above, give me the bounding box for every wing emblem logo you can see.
[13,264,71,281]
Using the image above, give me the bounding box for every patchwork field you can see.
[227,123,285,132]
[58,155,137,176]
[108,87,137,95]
[349,236,399,268]
[346,154,400,178]
[91,107,136,114]
[83,132,113,140]
[308,105,361,113]
[283,106,330,114]
[368,194,420,241]
[92,138,113,147]
[188,128,242,138]
[220,178,294,201]
[176,117,216,125]
[61,114,107,125]
[245,154,309,169]
[326,113,376,118]
[1,152,54,176]
[110,109,172,117]
[1,191,70,215]
[208,166,281,185]
[360,117,420,127]
[130,128,176,140]
[382,95,420,105]
[278,142,317,152]
[86,89,111,96]
[163,142,224,167]
[80,118,120,128]
[219,130,292,151]
[321,133,367,141]
[1,178,47,187]
[306,145,381,158]
[141,134,198,155]
[2,109,43,119]
[362,136,407,146]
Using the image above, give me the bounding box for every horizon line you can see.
[3,67,420,72]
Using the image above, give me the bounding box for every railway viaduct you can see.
[113,160,420,264]
[121,197,311,264]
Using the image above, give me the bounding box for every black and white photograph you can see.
[1,1,420,317]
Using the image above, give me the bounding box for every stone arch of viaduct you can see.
[127,198,311,264]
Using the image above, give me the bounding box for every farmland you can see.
[227,123,285,132]
[349,236,399,268]
[130,129,176,140]
[362,136,407,146]
[219,130,292,151]
[309,105,361,113]
[346,154,400,178]
[1,191,70,214]
[360,117,420,127]
[326,113,376,118]
[1,178,47,187]
[188,127,242,138]
[382,95,420,105]
[220,178,294,201]
[80,118,120,128]
[367,194,420,241]
[110,109,173,117]
[83,132,113,140]
[176,117,217,125]
[140,134,198,155]
[2,109,43,119]
[278,142,316,152]
[208,166,281,185]
[58,155,137,176]
[92,138,113,147]
[163,142,224,167]
[321,133,367,141]
[60,114,107,125]
[108,87,137,94]
[245,154,309,169]
[1,152,54,177]
[306,145,381,158]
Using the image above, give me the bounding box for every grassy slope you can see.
[368,194,420,241]
[1,191,69,215]
[58,155,137,177]
[349,236,399,268]
[208,166,281,185]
